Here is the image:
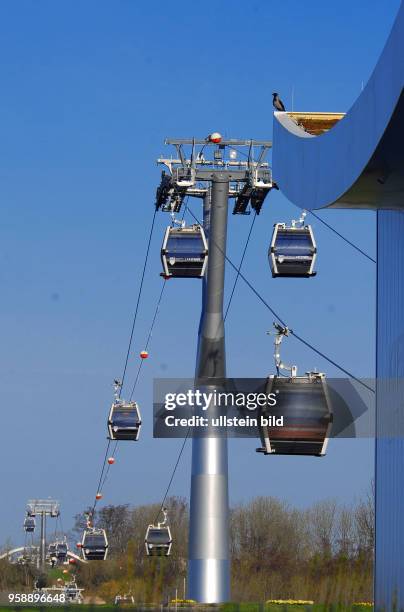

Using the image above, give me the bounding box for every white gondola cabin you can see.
[108,400,141,441]
[145,508,172,557]
[24,516,35,533]
[81,529,108,561]
[257,323,332,456]
[269,222,317,277]
[258,373,333,456]
[56,541,68,562]
[161,224,208,278]
[145,525,172,557]
[48,542,57,559]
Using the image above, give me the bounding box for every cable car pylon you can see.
[155,134,274,603]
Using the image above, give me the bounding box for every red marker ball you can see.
[95,493,103,500]
[108,457,115,465]
[208,132,222,143]
[140,350,149,359]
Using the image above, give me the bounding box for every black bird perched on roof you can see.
[272,92,286,112]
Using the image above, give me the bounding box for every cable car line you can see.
[100,280,168,492]
[153,433,189,525]
[129,279,167,401]
[99,441,119,493]
[308,210,376,263]
[91,439,112,513]
[224,211,257,321]
[88,276,168,518]
[93,280,169,504]
[186,206,374,394]
[87,208,160,520]
[120,208,158,392]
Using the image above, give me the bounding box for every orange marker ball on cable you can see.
[95,493,103,500]
[107,457,115,465]
[140,350,149,359]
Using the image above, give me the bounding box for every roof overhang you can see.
[272,3,404,211]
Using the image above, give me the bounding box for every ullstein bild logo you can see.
[164,414,284,428]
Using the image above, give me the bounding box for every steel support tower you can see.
[156,137,274,603]
[189,175,230,602]
[27,499,60,569]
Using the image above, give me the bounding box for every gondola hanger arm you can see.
[268,323,297,377]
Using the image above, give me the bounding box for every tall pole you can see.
[188,174,230,603]
[40,512,46,570]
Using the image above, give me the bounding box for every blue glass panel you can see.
[147,528,171,545]
[111,406,139,427]
[275,231,314,256]
[166,234,205,259]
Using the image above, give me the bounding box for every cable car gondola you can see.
[23,516,35,533]
[257,324,332,456]
[56,541,68,563]
[161,223,208,278]
[108,400,141,441]
[48,543,57,558]
[81,528,108,561]
[145,508,172,557]
[107,380,142,441]
[269,212,317,278]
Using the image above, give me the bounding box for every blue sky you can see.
[0,0,400,546]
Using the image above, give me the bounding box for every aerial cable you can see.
[99,440,119,493]
[94,280,168,503]
[186,206,374,394]
[59,513,65,541]
[91,439,112,513]
[226,250,374,391]
[129,279,167,401]
[224,212,257,321]
[153,433,189,525]
[120,208,158,392]
[308,209,376,263]
[181,195,189,221]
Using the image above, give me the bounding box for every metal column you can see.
[40,512,46,570]
[188,174,230,603]
[375,210,404,609]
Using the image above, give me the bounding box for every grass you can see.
[0,604,374,612]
